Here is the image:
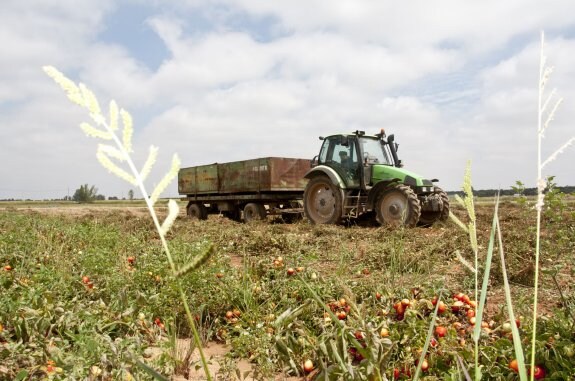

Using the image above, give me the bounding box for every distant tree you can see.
[128,189,134,200]
[108,196,118,200]
[72,184,98,203]
[95,194,106,201]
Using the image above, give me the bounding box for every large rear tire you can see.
[187,203,208,220]
[375,184,421,227]
[304,176,343,224]
[419,186,450,226]
[243,203,266,222]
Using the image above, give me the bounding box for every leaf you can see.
[79,83,103,124]
[160,199,179,236]
[455,250,476,273]
[140,146,159,182]
[133,359,170,381]
[496,217,528,381]
[99,144,126,162]
[120,108,134,153]
[15,370,29,381]
[449,212,468,233]
[80,122,112,140]
[174,245,214,278]
[413,292,443,381]
[473,194,499,354]
[109,100,119,131]
[150,153,181,205]
[96,150,137,185]
[43,65,84,106]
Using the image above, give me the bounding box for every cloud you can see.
[1,1,574,200]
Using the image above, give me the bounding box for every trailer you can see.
[178,157,311,222]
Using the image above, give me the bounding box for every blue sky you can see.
[1,1,574,199]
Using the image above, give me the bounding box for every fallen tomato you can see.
[303,359,314,373]
[509,359,519,373]
[435,326,447,338]
[532,365,545,380]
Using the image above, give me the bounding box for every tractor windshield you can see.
[359,137,393,165]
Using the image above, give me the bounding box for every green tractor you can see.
[303,130,449,227]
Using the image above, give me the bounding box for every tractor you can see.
[303,130,449,227]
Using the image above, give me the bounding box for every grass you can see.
[1,199,574,379]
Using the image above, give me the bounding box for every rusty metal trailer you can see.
[178,157,310,221]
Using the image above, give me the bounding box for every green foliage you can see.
[72,183,98,203]
[1,205,574,378]
[543,176,568,222]
[511,180,528,207]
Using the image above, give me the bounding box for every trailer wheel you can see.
[375,184,421,227]
[187,203,208,220]
[304,176,342,224]
[243,203,266,222]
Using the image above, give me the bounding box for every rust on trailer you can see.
[178,157,310,195]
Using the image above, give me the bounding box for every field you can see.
[1,199,574,380]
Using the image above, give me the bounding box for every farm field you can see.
[1,199,574,380]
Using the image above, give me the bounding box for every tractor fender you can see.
[366,179,401,210]
[304,166,347,189]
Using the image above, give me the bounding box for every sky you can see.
[1,0,575,200]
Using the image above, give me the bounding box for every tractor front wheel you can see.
[375,184,421,227]
[304,176,343,224]
[419,186,450,226]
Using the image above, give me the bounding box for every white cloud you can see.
[1,1,574,200]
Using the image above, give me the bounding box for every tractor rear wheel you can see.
[375,184,421,227]
[304,176,343,224]
[187,203,208,220]
[419,186,450,226]
[243,203,267,222]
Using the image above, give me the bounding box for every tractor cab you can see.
[316,130,399,189]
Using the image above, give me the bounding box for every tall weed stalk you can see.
[43,67,212,380]
[450,166,527,380]
[531,31,574,381]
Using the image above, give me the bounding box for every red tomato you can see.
[437,301,447,314]
[435,326,447,337]
[532,365,545,380]
[509,359,519,373]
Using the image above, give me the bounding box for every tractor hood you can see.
[371,165,434,188]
